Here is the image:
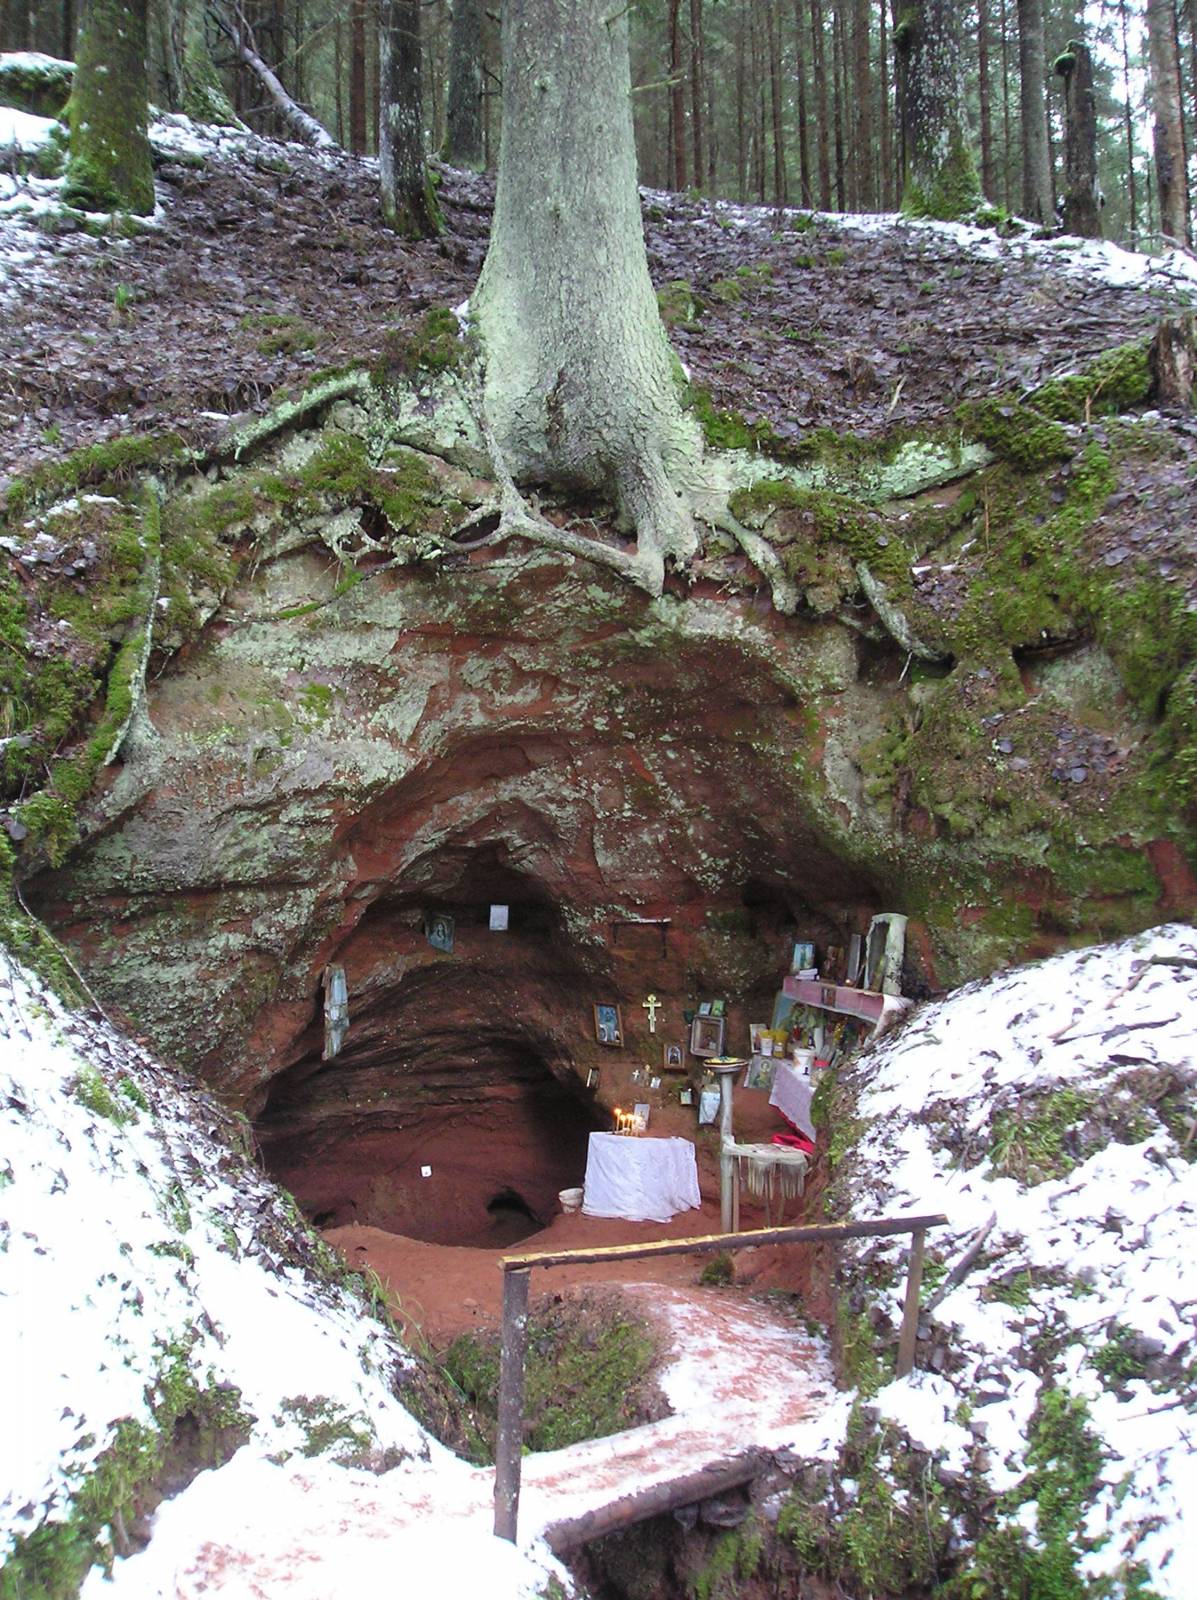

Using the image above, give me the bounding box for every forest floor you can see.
[2,111,1196,488]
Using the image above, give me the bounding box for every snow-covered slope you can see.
[835,923,1197,1598]
[0,952,557,1597]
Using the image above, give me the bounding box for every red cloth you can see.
[771,1131,815,1154]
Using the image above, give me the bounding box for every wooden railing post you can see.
[895,1226,927,1378]
[493,1267,531,1542]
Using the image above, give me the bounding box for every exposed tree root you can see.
[711,506,799,615]
[855,562,952,664]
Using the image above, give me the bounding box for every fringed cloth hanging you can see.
[722,1139,809,1222]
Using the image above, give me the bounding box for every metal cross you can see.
[642,993,661,1033]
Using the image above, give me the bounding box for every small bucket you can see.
[559,1187,584,1213]
[791,1047,815,1074]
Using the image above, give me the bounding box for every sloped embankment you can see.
[0,953,559,1598]
[810,924,1196,1598]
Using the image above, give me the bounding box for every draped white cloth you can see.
[582,1133,702,1223]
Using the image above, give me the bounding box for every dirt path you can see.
[164,1277,840,1594]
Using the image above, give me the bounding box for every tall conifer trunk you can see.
[1055,38,1101,237]
[445,0,484,167]
[379,0,439,236]
[65,0,155,214]
[472,0,701,591]
[892,0,981,218]
[1017,0,1054,223]
[1146,0,1191,247]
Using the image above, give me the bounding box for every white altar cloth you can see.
[768,1063,816,1140]
[582,1133,701,1223]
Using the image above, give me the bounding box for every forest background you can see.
[3,0,1194,254]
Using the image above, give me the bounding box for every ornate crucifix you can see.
[641,993,661,1033]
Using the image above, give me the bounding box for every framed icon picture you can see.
[593,1003,624,1047]
[689,1015,725,1057]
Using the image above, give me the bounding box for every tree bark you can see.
[379,0,439,237]
[1017,0,1054,224]
[852,0,873,209]
[65,0,155,215]
[812,0,832,206]
[833,0,848,207]
[350,0,368,153]
[219,12,338,150]
[1121,0,1138,243]
[168,0,240,125]
[1054,39,1101,237]
[878,0,892,207]
[445,0,485,167]
[768,0,787,208]
[977,0,994,200]
[668,0,686,189]
[1146,0,1191,247]
[999,0,1012,209]
[793,0,813,205]
[892,0,981,218]
[472,0,702,593]
[689,0,705,192]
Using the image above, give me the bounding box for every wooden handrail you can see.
[498,1213,949,1272]
[492,1211,948,1543]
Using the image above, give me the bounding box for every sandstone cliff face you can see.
[17,372,1195,1242]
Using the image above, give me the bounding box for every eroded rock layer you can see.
[20,384,1195,1239]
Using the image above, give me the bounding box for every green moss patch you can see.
[376,307,463,383]
[2,433,187,522]
[2,488,162,866]
[0,53,73,117]
[441,1288,663,1460]
[0,1352,251,1599]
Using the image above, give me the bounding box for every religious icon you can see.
[425,913,454,953]
[586,1067,600,1089]
[593,1003,624,1047]
[641,993,661,1033]
[689,1015,725,1057]
[662,1042,685,1070]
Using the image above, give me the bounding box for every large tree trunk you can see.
[1055,38,1101,238]
[379,0,439,237]
[852,0,873,209]
[1146,0,1191,248]
[812,0,832,207]
[445,0,484,168]
[892,0,981,218]
[689,0,705,193]
[977,0,995,200]
[668,0,686,190]
[793,0,813,205]
[350,0,368,153]
[65,0,155,215]
[472,0,701,591]
[1017,0,1054,224]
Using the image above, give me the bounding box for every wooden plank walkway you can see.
[513,1281,840,1552]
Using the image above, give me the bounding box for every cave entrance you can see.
[254,1029,603,1250]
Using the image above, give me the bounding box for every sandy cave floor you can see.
[325,1190,822,1349]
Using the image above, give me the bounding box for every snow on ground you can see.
[0,104,56,153]
[0,950,564,1597]
[0,943,844,1597]
[689,191,1197,297]
[837,923,1197,1597]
